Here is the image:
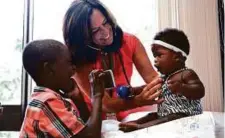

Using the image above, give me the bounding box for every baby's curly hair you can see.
[154,28,190,56]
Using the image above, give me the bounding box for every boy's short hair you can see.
[154,28,190,55]
[22,39,65,82]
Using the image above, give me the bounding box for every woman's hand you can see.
[63,77,82,100]
[134,77,164,106]
[89,69,105,98]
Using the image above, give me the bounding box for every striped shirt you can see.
[19,86,85,138]
[157,78,202,117]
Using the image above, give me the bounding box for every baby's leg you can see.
[135,112,158,124]
[119,112,158,132]
[139,113,188,128]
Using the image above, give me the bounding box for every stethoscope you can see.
[87,45,132,99]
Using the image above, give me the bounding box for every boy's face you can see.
[151,44,177,75]
[52,46,76,92]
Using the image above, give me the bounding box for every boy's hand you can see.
[119,121,140,132]
[64,78,80,97]
[89,69,105,98]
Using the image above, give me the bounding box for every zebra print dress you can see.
[157,76,202,117]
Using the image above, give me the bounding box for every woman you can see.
[63,0,163,121]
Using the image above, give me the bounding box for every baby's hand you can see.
[119,121,140,132]
[167,80,183,94]
[89,69,105,98]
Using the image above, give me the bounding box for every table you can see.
[101,112,224,138]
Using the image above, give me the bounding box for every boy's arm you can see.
[168,69,205,100]
[41,98,85,138]
[41,96,101,138]
[72,95,102,138]
[72,70,104,138]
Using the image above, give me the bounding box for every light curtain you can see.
[158,0,224,112]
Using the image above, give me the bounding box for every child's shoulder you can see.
[181,68,199,78]
[170,68,201,82]
[31,89,62,103]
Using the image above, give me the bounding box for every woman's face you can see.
[90,9,113,47]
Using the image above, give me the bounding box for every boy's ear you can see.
[43,62,54,75]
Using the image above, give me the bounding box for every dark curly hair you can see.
[63,0,123,66]
[22,39,65,82]
[154,28,190,55]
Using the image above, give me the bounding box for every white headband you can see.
[152,40,187,57]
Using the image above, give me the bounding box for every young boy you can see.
[119,28,205,132]
[20,39,105,138]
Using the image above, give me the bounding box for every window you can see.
[33,0,73,41]
[0,0,24,135]
[0,0,23,105]
[0,132,19,138]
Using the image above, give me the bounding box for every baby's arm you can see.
[168,69,205,100]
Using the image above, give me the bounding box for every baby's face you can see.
[151,44,177,75]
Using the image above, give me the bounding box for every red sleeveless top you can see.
[94,33,153,120]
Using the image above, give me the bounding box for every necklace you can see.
[87,45,101,51]
[165,67,188,82]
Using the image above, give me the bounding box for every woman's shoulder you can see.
[121,32,141,53]
[123,32,139,41]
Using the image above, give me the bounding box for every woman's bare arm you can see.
[132,38,158,83]
[102,78,164,113]
[72,70,104,138]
